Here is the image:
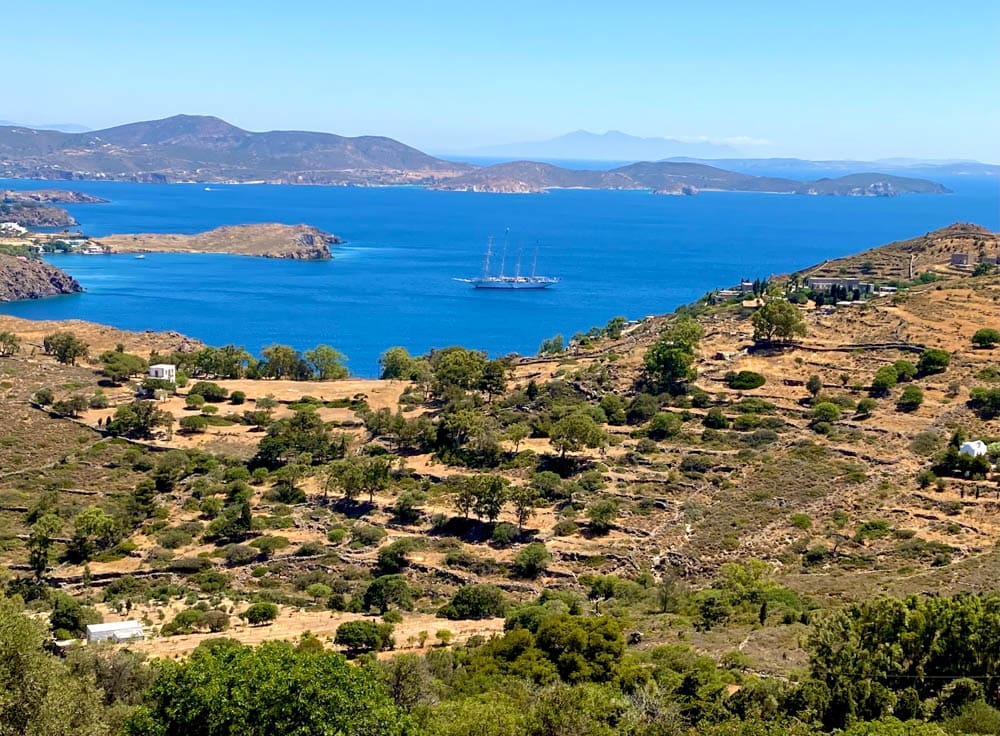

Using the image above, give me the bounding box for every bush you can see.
[189,381,229,402]
[491,522,519,547]
[972,328,1000,349]
[897,385,924,412]
[855,397,878,417]
[512,543,551,578]
[225,544,259,566]
[871,365,898,396]
[230,390,247,405]
[179,415,210,433]
[243,602,279,625]
[439,584,507,620]
[811,402,841,424]
[587,499,618,534]
[185,394,206,410]
[917,348,950,375]
[351,524,387,548]
[335,620,394,652]
[647,411,682,439]
[727,371,766,390]
[702,408,728,429]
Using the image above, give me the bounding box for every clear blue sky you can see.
[4,0,998,160]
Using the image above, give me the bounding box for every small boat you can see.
[456,232,559,290]
[134,254,145,259]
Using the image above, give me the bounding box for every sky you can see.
[3,0,999,160]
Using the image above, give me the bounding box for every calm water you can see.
[1,176,997,376]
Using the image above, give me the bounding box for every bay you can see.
[1,176,997,376]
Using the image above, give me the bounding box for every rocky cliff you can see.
[0,203,77,227]
[0,255,83,301]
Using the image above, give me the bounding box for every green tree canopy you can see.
[751,300,807,343]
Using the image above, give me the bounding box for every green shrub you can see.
[727,371,766,390]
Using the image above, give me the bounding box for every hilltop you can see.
[0,114,471,185]
[0,115,951,196]
[95,223,342,260]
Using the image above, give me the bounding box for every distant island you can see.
[95,223,341,260]
[0,253,82,301]
[0,114,952,197]
[1,188,107,228]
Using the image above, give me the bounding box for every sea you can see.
[1,172,997,376]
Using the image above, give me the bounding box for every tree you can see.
[42,331,88,365]
[897,385,924,412]
[68,506,118,561]
[305,344,349,379]
[512,542,551,578]
[648,411,682,439]
[0,330,21,356]
[605,315,627,339]
[871,365,899,396]
[453,476,477,519]
[538,334,565,355]
[479,359,509,400]
[260,344,307,379]
[106,400,173,438]
[362,455,392,504]
[430,346,487,393]
[751,300,807,343]
[472,474,508,523]
[363,575,413,614]
[439,584,506,620]
[99,350,147,384]
[806,375,823,398]
[335,620,394,653]
[188,381,228,402]
[973,328,1000,348]
[505,422,530,453]
[0,599,108,736]
[243,602,279,625]
[122,639,404,735]
[380,346,417,379]
[52,394,89,417]
[27,513,62,579]
[509,485,538,530]
[549,413,606,459]
[644,337,696,390]
[917,348,951,375]
[587,499,618,534]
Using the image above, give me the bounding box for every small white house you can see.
[85,620,144,643]
[960,440,989,458]
[148,364,177,383]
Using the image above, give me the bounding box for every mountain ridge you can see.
[0,114,952,195]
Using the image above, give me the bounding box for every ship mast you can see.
[531,245,539,278]
[499,227,509,278]
[515,241,523,278]
[482,236,493,279]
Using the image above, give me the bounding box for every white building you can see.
[85,620,144,643]
[0,222,28,235]
[959,440,989,458]
[148,364,177,382]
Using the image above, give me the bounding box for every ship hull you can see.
[472,283,553,289]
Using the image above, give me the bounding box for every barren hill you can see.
[96,223,342,259]
[0,254,82,301]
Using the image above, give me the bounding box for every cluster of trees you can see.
[0,330,20,356]
[42,331,88,365]
[149,342,349,381]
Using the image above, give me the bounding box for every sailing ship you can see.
[456,232,559,289]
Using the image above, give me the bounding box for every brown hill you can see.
[96,223,342,259]
[0,254,82,301]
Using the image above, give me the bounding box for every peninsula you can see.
[1,188,107,228]
[0,253,82,301]
[0,114,951,196]
[95,223,341,259]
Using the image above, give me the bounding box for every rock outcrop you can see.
[0,255,83,301]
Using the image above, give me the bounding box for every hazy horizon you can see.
[3,0,998,162]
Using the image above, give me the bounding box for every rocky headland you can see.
[0,254,83,301]
[95,223,342,259]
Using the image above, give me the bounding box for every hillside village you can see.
[2,222,1000,733]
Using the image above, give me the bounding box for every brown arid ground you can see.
[3,223,1000,671]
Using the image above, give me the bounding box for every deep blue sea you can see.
[1,175,997,376]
